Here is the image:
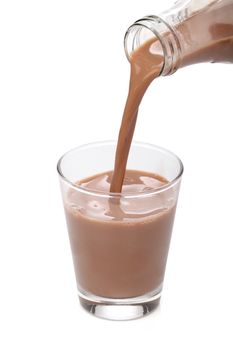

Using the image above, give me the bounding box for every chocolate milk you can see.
[176,2,233,67]
[64,3,233,300]
[110,42,164,192]
[65,170,176,298]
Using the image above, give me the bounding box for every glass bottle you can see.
[124,0,233,76]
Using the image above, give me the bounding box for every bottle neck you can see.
[125,1,233,72]
[124,15,182,76]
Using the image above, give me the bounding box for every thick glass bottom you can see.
[78,289,161,321]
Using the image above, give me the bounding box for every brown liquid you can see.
[110,3,233,192]
[178,5,233,66]
[110,42,164,192]
[65,170,176,298]
[65,4,233,300]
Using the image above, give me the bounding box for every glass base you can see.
[78,290,161,321]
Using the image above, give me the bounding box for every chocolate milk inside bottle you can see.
[63,0,233,301]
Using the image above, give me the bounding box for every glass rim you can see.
[57,140,184,199]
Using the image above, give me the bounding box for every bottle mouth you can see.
[124,22,159,60]
[124,15,181,76]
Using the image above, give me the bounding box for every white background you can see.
[0,0,232,349]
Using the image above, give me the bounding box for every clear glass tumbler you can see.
[57,141,183,320]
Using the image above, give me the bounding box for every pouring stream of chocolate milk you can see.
[110,41,164,193]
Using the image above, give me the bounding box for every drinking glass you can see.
[57,141,183,320]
